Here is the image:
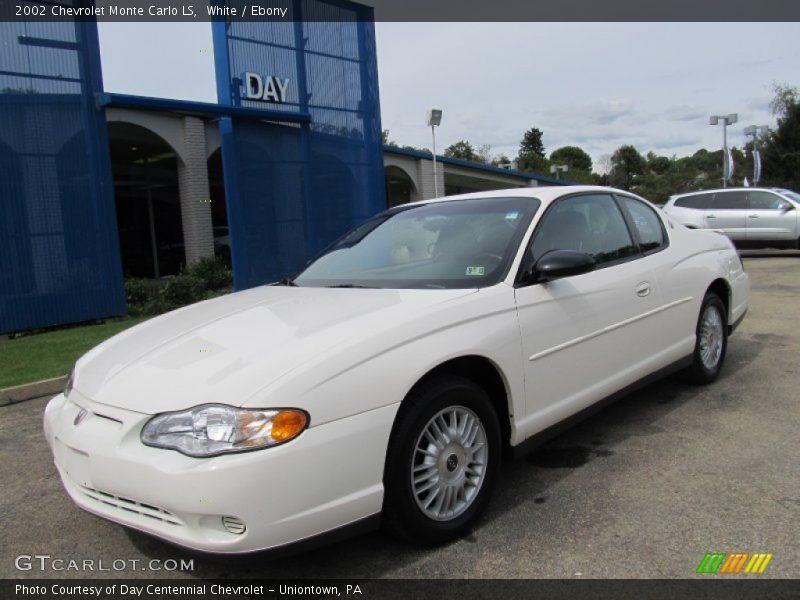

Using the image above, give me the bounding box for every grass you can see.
[0,317,148,389]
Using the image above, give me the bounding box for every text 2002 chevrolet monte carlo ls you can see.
[44,186,749,554]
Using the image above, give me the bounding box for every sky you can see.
[99,21,800,171]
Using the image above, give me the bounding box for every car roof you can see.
[672,187,789,197]
[404,185,641,208]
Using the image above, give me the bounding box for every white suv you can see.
[663,188,800,249]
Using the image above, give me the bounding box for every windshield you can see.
[777,189,800,204]
[294,197,540,289]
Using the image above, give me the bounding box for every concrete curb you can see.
[0,376,66,407]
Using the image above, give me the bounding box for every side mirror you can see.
[780,202,795,213]
[533,249,596,283]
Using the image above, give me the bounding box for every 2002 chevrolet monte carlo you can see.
[44,186,749,554]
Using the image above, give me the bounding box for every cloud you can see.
[542,99,635,126]
[650,134,703,150]
[664,104,707,122]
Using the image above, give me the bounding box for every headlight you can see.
[64,366,75,398]
[141,404,309,457]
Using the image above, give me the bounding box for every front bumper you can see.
[43,391,396,553]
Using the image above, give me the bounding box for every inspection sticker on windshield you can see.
[505,211,520,220]
[466,266,485,276]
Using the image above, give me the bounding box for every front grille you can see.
[79,485,183,526]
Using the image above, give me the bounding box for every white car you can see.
[663,187,800,248]
[44,186,749,554]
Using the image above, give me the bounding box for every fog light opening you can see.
[221,516,246,535]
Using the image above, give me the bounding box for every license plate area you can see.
[55,438,92,488]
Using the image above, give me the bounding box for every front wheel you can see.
[684,292,728,384]
[382,376,501,545]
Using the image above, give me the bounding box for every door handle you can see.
[635,282,651,298]
[706,214,716,218]
[748,214,759,218]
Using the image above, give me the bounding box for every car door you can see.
[746,190,798,242]
[513,193,662,436]
[705,190,747,241]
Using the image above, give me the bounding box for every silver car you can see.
[663,188,800,249]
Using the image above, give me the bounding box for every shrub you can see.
[160,275,206,310]
[185,256,232,291]
[124,278,152,306]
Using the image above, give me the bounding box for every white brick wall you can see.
[416,157,445,200]
[177,116,215,265]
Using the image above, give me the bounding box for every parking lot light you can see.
[709,113,738,187]
[550,164,569,180]
[426,109,442,198]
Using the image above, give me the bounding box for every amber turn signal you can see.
[271,410,309,442]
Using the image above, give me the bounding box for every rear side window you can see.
[619,197,667,253]
[712,191,747,210]
[674,193,712,209]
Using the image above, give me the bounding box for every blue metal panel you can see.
[0,18,125,334]
[213,0,386,289]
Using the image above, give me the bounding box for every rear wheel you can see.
[382,376,501,545]
[684,292,728,384]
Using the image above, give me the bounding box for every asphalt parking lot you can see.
[2,255,799,580]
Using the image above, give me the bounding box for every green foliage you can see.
[125,256,233,317]
[444,140,477,161]
[762,102,800,190]
[160,275,206,310]
[185,256,233,291]
[769,83,799,119]
[124,278,151,306]
[519,128,545,157]
[550,146,593,173]
[516,152,550,174]
[474,144,492,164]
[608,145,646,191]
[492,154,512,168]
[561,169,597,185]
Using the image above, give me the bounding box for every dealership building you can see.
[0,2,564,334]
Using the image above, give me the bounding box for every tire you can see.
[684,292,728,385]
[382,376,502,546]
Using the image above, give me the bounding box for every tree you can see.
[761,102,800,190]
[474,144,492,164]
[516,152,550,174]
[770,83,799,120]
[444,140,477,161]
[608,145,646,191]
[381,129,392,145]
[519,127,545,157]
[492,154,512,168]
[550,146,592,173]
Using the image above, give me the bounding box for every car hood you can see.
[73,285,476,415]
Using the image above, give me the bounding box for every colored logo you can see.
[696,552,773,574]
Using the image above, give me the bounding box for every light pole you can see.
[709,113,738,187]
[426,109,442,198]
[550,164,568,180]
[743,125,769,186]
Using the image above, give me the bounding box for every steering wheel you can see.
[473,253,504,266]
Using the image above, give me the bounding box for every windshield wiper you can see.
[274,278,297,287]
[325,284,378,289]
